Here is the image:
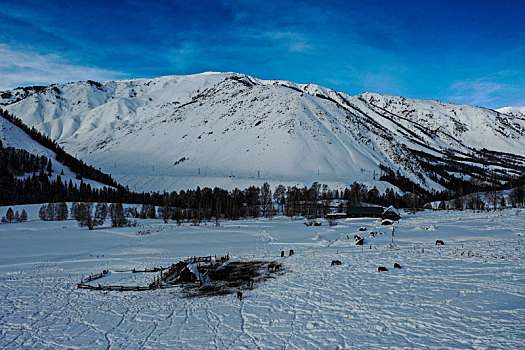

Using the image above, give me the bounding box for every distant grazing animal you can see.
[237,291,243,300]
[394,263,402,269]
[274,264,281,271]
[289,249,294,256]
[331,260,342,266]
[359,226,367,231]
[378,266,388,272]
[435,240,445,245]
[268,263,276,271]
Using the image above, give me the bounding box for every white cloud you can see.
[447,78,504,107]
[0,44,124,90]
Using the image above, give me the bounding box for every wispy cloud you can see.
[447,78,505,107]
[263,31,313,53]
[0,44,124,90]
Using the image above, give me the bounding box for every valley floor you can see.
[0,209,524,349]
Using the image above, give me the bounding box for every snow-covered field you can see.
[1,208,524,349]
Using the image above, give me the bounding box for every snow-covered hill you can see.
[0,115,108,189]
[497,106,525,119]
[2,72,524,192]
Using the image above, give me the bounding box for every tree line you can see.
[2,106,524,217]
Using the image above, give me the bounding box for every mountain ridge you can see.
[1,72,524,193]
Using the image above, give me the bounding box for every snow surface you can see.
[1,207,524,349]
[3,72,524,193]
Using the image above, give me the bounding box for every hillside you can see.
[0,114,108,190]
[1,72,524,193]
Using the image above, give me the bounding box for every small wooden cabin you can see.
[382,206,400,221]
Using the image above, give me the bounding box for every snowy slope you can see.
[0,116,108,189]
[497,106,525,119]
[359,92,525,154]
[2,72,524,192]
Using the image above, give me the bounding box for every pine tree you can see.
[46,159,52,175]
[21,209,28,222]
[6,207,14,223]
[14,210,20,222]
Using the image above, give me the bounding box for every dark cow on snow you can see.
[378,266,388,272]
[331,260,342,266]
[435,240,445,245]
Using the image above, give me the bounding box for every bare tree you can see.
[109,203,128,227]
[94,202,108,226]
[273,185,286,214]
[74,202,95,230]
[56,202,68,221]
[260,182,272,217]
[39,205,50,221]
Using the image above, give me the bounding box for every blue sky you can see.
[1,0,524,108]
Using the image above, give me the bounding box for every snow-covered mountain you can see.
[497,106,525,119]
[2,72,524,192]
[0,115,108,189]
